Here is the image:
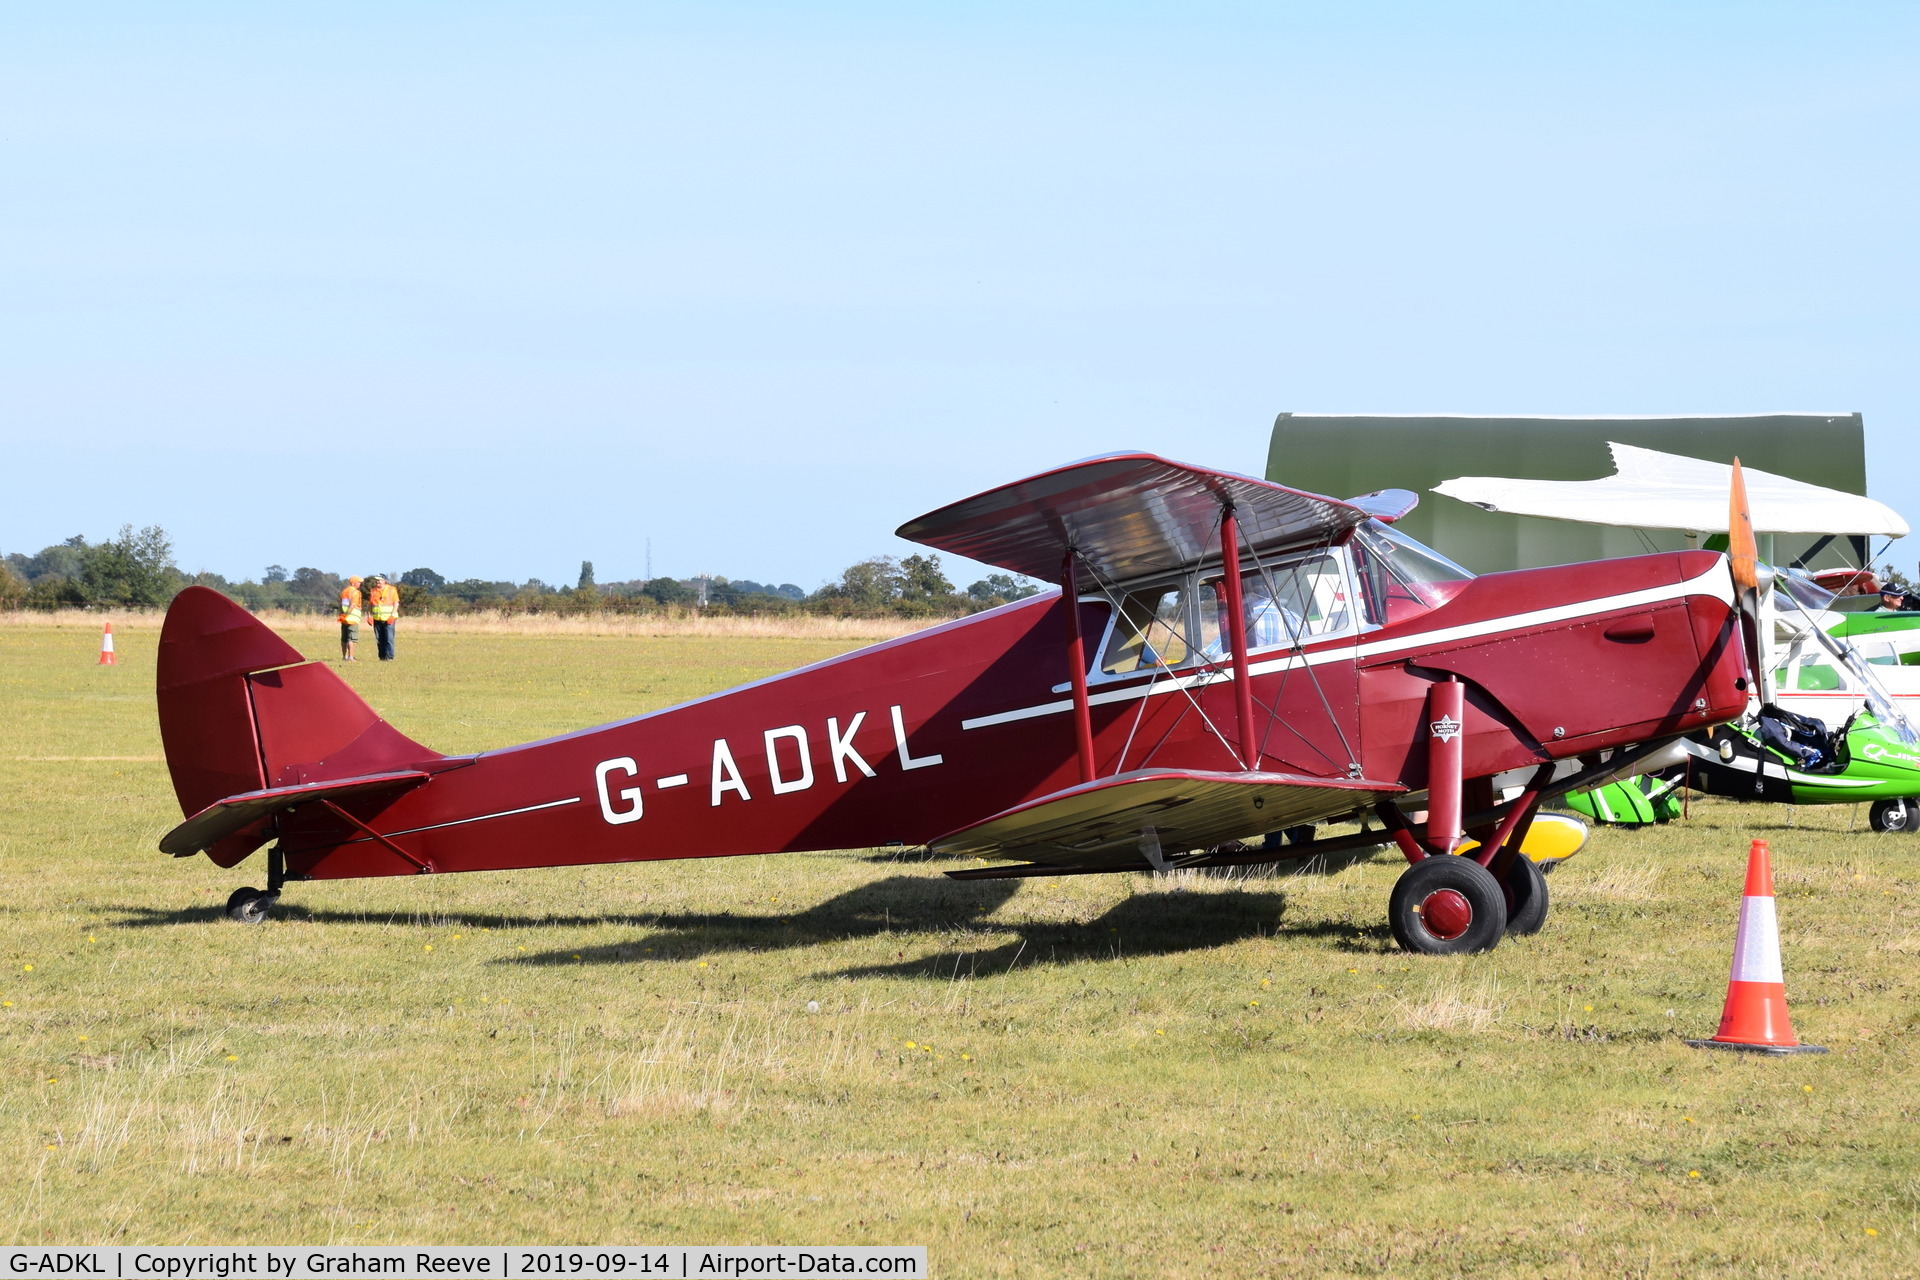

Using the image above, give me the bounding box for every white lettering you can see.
[594,757,643,825]
[711,739,751,805]
[656,773,690,788]
[890,704,944,771]
[826,713,876,783]
[764,725,815,795]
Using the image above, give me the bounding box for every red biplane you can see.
[157,453,1754,953]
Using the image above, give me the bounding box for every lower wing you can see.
[934,768,1402,876]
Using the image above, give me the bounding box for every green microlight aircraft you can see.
[1662,568,1920,832]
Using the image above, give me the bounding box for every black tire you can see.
[1283,825,1316,847]
[226,887,276,924]
[1389,856,1508,955]
[1502,853,1549,936]
[1869,799,1920,833]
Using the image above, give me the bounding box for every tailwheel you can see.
[1501,851,1549,936]
[1869,798,1920,833]
[1389,856,1507,955]
[225,886,278,924]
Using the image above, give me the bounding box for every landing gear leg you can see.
[225,846,286,924]
[1482,764,1553,937]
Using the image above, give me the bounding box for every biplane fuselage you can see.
[157,453,1752,950]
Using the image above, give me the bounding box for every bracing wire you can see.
[1063,507,1373,777]
[1239,531,1363,775]
[1070,550,1219,774]
[1072,518,1249,768]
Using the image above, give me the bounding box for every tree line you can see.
[1,529,1042,618]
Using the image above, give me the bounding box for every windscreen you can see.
[1778,568,1839,615]
[1351,520,1475,625]
[1771,575,1920,744]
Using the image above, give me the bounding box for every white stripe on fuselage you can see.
[384,795,583,838]
[961,560,1735,731]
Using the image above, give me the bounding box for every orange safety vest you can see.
[337,586,363,625]
[368,583,400,622]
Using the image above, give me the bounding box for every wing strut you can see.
[1060,550,1098,783]
[1219,508,1258,768]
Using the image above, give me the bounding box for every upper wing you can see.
[931,768,1403,872]
[896,451,1415,590]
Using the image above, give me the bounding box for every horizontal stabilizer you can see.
[159,770,431,857]
[931,768,1402,871]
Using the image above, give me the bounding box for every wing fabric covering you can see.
[896,453,1385,590]
[930,769,1403,870]
[156,587,443,868]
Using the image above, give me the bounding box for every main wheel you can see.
[1389,856,1508,955]
[226,887,277,924]
[1869,798,1920,833]
[1502,852,1549,936]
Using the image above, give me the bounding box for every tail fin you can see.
[157,587,442,867]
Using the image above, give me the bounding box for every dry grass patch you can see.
[1391,972,1504,1032]
[588,1009,882,1122]
[5,608,179,631]
[1552,856,1662,901]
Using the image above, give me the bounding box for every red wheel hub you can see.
[1419,889,1473,941]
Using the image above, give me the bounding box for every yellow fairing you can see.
[1455,811,1588,866]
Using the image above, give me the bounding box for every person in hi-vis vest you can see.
[337,575,364,661]
[366,574,401,661]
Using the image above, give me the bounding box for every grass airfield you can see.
[3,618,1918,1276]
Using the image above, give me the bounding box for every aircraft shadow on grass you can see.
[110,873,1396,966]
[109,874,1022,934]
[110,902,675,930]
[503,875,1398,976]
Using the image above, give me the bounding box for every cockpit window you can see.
[1198,555,1352,655]
[1352,520,1474,626]
[1099,585,1190,674]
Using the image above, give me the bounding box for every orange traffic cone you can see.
[1688,839,1825,1055]
[97,622,116,666]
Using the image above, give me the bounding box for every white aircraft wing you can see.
[1433,442,1907,538]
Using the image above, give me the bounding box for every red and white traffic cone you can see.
[1688,839,1825,1055]
[97,622,116,666]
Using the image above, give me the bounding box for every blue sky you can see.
[2,3,1915,588]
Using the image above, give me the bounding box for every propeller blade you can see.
[1727,456,1763,687]
[1728,457,1758,594]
